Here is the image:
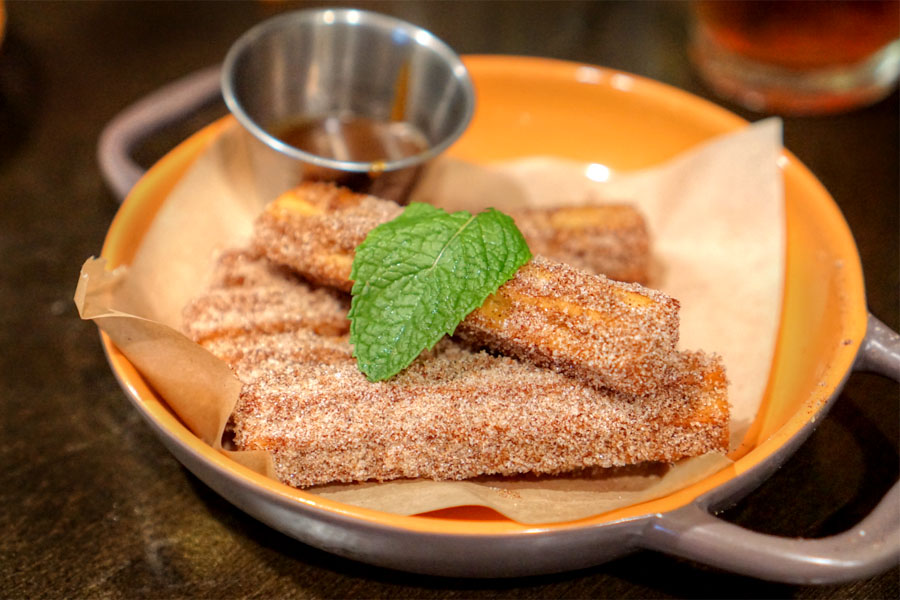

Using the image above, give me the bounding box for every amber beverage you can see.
[690,0,900,114]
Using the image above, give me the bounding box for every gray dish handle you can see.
[645,313,899,584]
[97,65,222,202]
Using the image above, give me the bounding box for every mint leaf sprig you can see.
[348,203,532,382]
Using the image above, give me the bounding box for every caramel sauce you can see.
[269,114,429,202]
[272,115,428,164]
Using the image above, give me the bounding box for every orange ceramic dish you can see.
[98,56,899,582]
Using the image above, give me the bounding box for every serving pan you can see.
[95,55,899,583]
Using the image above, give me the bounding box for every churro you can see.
[254,182,651,286]
[457,256,680,397]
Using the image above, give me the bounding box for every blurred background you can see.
[1,2,897,598]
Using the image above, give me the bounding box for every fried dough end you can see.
[252,184,401,292]
[510,204,651,283]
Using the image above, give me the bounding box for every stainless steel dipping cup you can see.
[221,8,475,202]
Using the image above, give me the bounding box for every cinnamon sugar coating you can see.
[509,204,651,283]
[460,256,680,397]
[252,184,402,291]
[182,249,350,344]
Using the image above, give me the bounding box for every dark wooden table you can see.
[2,1,897,597]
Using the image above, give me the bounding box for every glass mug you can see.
[690,0,900,115]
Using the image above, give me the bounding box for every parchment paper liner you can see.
[75,117,784,524]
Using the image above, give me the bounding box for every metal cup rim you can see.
[220,7,475,173]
